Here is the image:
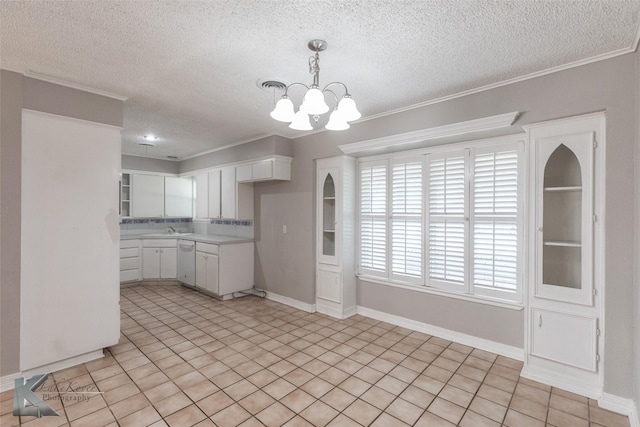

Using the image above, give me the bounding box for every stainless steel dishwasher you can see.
[177,240,195,286]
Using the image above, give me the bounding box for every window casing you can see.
[357,138,524,304]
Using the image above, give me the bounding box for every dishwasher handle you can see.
[178,240,195,249]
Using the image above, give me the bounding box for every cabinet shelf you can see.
[323,229,335,233]
[544,186,582,192]
[544,240,581,248]
[323,196,336,200]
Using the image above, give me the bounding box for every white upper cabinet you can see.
[131,174,193,218]
[208,169,222,219]
[221,166,236,219]
[165,177,193,217]
[131,174,165,218]
[195,173,209,219]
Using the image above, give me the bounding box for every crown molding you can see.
[24,71,127,101]
[339,111,519,155]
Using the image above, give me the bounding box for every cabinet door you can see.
[195,251,207,288]
[160,248,177,279]
[317,268,341,303]
[195,173,209,218]
[165,177,193,217]
[142,248,161,279]
[536,132,594,305]
[205,254,219,294]
[132,174,165,218]
[318,167,340,265]
[221,166,236,219]
[530,308,597,372]
[208,170,221,219]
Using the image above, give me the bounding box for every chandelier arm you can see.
[322,81,350,96]
[283,82,310,97]
[322,89,340,108]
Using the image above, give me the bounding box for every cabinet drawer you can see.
[120,240,140,249]
[196,242,219,255]
[120,269,140,283]
[120,248,139,258]
[120,258,140,271]
[142,239,176,248]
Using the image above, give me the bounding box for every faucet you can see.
[168,226,176,234]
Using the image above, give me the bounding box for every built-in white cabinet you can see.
[142,239,177,279]
[132,174,165,218]
[196,243,219,294]
[195,173,210,219]
[315,156,356,319]
[523,112,605,398]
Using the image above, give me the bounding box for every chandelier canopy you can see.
[270,39,361,131]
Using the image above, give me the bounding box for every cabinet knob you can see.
[538,227,543,232]
[538,314,542,327]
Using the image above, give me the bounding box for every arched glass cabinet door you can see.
[322,173,336,258]
[536,133,594,305]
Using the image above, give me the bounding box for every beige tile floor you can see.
[1,284,630,427]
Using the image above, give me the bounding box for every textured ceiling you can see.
[2,1,639,160]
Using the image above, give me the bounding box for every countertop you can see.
[120,233,253,245]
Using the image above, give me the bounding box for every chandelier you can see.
[270,39,361,131]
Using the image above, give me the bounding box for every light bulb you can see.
[289,110,313,130]
[270,97,295,122]
[299,88,329,115]
[325,109,350,131]
[337,96,361,121]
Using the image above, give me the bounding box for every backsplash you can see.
[120,217,253,239]
[192,219,254,239]
[120,218,194,233]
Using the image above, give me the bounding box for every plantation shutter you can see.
[427,151,467,290]
[472,146,521,299]
[391,160,423,282]
[360,161,387,276]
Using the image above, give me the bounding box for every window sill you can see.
[356,274,524,311]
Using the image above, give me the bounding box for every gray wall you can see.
[0,70,123,377]
[122,155,179,174]
[253,52,638,399]
[179,135,293,174]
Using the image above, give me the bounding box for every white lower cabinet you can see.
[120,239,141,283]
[142,239,177,279]
[194,242,253,298]
[196,244,219,294]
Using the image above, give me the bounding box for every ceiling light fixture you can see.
[270,39,361,131]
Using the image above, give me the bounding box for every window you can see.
[357,138,523,304]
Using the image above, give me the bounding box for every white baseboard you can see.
[0,372,22,392]
[356,305,524,361]
[599,392,637,425]
[265,291,316,313]
[520,365,602,399]
[0,349,104,393]
[316,303,357,319]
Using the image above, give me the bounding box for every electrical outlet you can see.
[282,225,287,234]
